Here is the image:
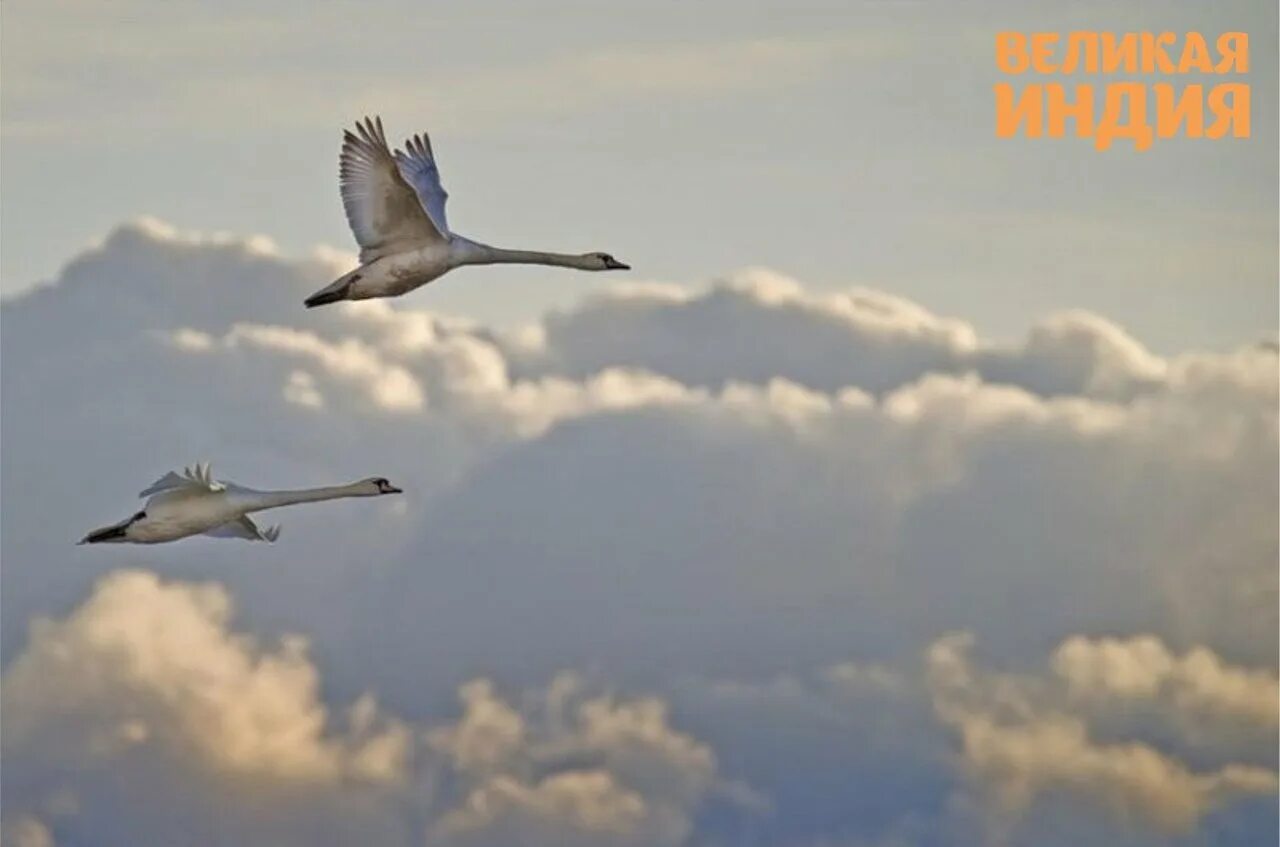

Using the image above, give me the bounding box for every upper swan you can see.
[304,116,630,308]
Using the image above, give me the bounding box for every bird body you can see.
[305,117,628,307]
[80,463,401,545]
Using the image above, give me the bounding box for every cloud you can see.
[427,675,720,847]
[192,323,427,412]
[2,571,727,847]
[2,219,1275,845]
[946,712,1274,839]
[1,570,415,847]
[8,568,1271,847]
[1,817,56,847]
[670,630,1277,846]
[505,268,1171,401]
[2,569,409,785]
[1052,635,1280,730]
[925,633,1277,840]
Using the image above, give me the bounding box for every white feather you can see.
[340,116,445,263]
[394,132,450,236]
[203,516,281,542]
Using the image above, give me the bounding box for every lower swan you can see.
[79,463,401,545]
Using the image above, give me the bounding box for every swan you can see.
[78,463,401,545]
[304,116,630,308]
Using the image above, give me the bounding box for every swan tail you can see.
[79,510,146,545]
[79,520,130,544]
[305,268,363,308]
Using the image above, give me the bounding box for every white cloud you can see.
[220,323,426,412]
[427,674,719,847]
[1,219,1275,845]
[2,573,1275,846]
[926,633,1277,839]
[2,572,726,847]
[2,569,410,785]
[508,267,1179,403]
[434,771,653,847]
[669,630,1277,845]
[283,369,325,409]
[947,711,1274,836]
[1,817,56,847]
[1053,635,1279,729]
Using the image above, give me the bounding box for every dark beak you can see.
[384,484,403,494]
[604,258,630,271]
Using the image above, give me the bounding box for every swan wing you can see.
[340,116,445,262]
[393,132,450,237]
[204,516,281,543]
[139,471,190,497]
[139,462,225,497]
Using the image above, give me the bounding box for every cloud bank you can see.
[2,220,1275,845]
[2,570,725,847]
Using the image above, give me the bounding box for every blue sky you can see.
[3,0,1276,350]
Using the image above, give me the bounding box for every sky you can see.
[1,3,1277,847]
[2,0,1276,351]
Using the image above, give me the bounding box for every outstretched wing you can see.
[340,116,445,262]
[394,132,450,237]
[203,516,281,543]
[139,462,226,498]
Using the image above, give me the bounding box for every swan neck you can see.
[248,485,364,511]
[462,242,586,269]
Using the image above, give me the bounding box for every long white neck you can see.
[455,240,594,270]
[242,484,371,512]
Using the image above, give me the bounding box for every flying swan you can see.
[79,463,402,545]
[304,116,630,307]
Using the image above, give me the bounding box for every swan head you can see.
[582,252,630,271]
[355,476,403,496]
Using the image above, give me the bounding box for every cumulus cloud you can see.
[2,571,727,847]
[1,817,56,847]
[925,634,1277,840]
[504,268,1173,402]
[427,675,720,847]
[1052,635,1280,731]
[2,569,409,785]
[198,323,427,412]
[2,219,1275,845]
[948,712,1273,837]
[9,568,1270,847]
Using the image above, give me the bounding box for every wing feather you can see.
[393,132,450,236]
[340,116,445,262]
[139,471,189,497]
[139,463,224,498]
[203,516,281,542]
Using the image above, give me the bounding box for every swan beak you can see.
[604,257,630,271]
[385,484,403,494]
